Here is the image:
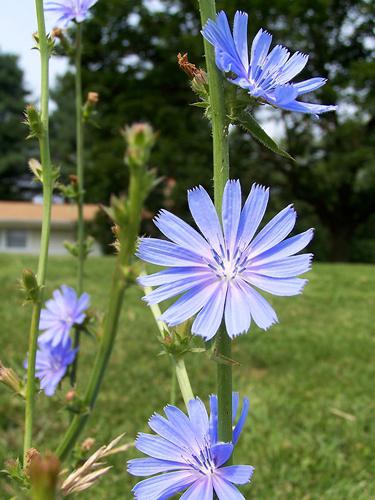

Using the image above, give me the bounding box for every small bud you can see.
[65,389,76,403]
[24,105,43,140]
[28,158,43,183]
[81,437,95,452]
[87,91,99,104]
[51,27,63,39]
[0,361,24,396]
[69,174,78,186]
[20,268,40,305]
[29,452,60,500]
[122,122,157,169]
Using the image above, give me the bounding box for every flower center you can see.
[208,245,249,282]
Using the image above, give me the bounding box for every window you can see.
[6,229,27,248]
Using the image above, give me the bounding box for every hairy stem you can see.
[56,172,143,461]
[197,0,232,445]
[71,23,84,387]
[24,0,53,465]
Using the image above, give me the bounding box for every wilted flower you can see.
[202,11,337,116]
[45,0,98,27]
[138,180,313,340]
[25,339,77,396]
[39,285,90,347]
[127,395,253,499]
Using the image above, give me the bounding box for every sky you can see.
[0,1,68,100]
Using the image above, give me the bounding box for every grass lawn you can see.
[0,254,374,499]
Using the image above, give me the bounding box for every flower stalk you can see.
[56,124,156,461]
[24,0,54,465]
[70,22,84,387]
[197,0,232,445]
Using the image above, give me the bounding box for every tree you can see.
[50,0,375,260]
[0,53,30,199]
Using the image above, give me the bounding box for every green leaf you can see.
[232,110,294,161]
[190,101,209,108]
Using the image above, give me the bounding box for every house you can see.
[0,201,101,255]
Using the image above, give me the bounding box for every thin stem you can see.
[56,172,143,461]
[142,278,194,407]
[24,0,53,465]
[173,357,194,408]
[71,23,84,387]
[197,0,232,445]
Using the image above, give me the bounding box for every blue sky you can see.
[0,1,68,99]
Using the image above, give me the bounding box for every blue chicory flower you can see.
[25,338,77,396]
[202,11,337,116]
[127,395,253,499]
[39,285,90,348]
[45,0,98,27]
[137,180,313,340]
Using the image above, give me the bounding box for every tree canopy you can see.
[50,0,375,260]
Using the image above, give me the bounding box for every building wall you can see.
[0,226,101,256]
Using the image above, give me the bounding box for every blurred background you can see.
[1,0,374,261]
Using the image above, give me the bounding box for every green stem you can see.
[142,280,194,407]
[56,172,143,461]
[71,23,84,387]
[173,357,194,408]
[198,0,232,445]
[24,0,53,465]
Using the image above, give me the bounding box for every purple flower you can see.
[39,285,90,348]
[202,11,337,116]
[137,180,313,340]
[25,339,77,396]
[45,0,98,27]
[127,395,253,499]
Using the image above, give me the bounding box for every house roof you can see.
[0,201,100,228]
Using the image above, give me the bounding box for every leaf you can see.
[190,101,209,108]
[232,110,294,161]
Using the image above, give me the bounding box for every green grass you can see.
[0,254,374,499]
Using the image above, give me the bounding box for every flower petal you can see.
[222,180,242,255]
[239,280,278,330]
[224,281,251,338]
[187,398,210,447]
[233,11,249,73]
[138,267,211,287]
[135,433,186,462]
[128,457,189,476]
[249,204,296,258]
[233,396,249,445]
[192,282,227,340]
[212,443,233,467]
[154,209,211,257]
[180,477,213,500]
[250,254,313,278]
[217,465,255,485]
[250,28,272,80]
[251,228,314,265]
[188,186,224,252]
[160,279,218,326]
[137,238,206,267]
[143,274,213,305]
[212,474,246,500]
[237,184,269,250]
[132,470,198,500]
[276,52,309,85]
[245,273,308,296]
[294,77,327,95]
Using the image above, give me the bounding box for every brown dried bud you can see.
[29,452,60,498]
[51,27,63,39]
[177,52,207,84]
[87,91,99,104]
[69,174,78,185]
[0,361,24,396]
[24,448,41,477]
